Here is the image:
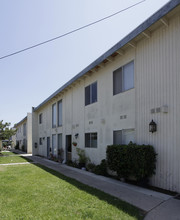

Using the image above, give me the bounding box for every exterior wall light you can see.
[149,120,157,133]
[75,133,79,139]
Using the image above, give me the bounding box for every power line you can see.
[0,0,145,60]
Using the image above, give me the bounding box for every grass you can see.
[0,162,144,220]
[0,151,17,156]
[0,154,32,164]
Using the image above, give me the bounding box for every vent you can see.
[156,107,161,113]
[120,115,127,119]
[151,105,168,114]
[101,119,105,124]
[89,121,93,125]
[151,108,155,114]
[161,105,168,113]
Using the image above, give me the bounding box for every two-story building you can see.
[14,113,32,153]
[14,0,180,193]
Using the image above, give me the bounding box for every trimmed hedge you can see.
[106,142,157,181]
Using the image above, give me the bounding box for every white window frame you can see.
[39,113,42,124]
[58,100,62,127]
[85,81,97,106]
[85,132,98,148]
[113,61,134,95]
[23,123,26,136]
[113,129,135,145]
[52,134,57,155]
[52,103,57,128]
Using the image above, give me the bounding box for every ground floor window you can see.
[52,134,57,155]
[113,129,135,145]
[58,134,62,150]
[85,133,97,148]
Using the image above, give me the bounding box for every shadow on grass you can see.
[0,150,33,163]
[22,155,145,220]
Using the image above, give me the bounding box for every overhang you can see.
[14,116,27,128]
[34,0,180,112]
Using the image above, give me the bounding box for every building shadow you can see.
[21,154,145,220]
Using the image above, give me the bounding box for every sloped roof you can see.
[14,116,27,128]
[34,0,180,112]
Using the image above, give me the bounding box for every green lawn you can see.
[0,151,17,156]
[0,154,32,164]
[0,163,144,220]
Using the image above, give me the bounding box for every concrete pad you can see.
[144,198,180,220]
[19,154,32,157]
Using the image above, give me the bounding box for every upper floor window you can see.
[39,113,42,124]
[113,61,134,95]
[23,123,26,136]
[85,82,97,106]
[58,100,62,127]
[52,103,57,128]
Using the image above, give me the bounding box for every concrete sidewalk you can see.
[14,151,180,219]
[0,162,37,166]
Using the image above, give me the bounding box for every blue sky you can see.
[0,0,169,127]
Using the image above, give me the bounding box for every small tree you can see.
[0,120,16,151]
[76,148,89,168]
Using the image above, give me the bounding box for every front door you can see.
[47,137,50,158]
[66,135,72,161]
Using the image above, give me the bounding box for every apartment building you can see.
[15,1,180,192]
[14,113,32,153]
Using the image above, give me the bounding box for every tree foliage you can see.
[0,120,16,140]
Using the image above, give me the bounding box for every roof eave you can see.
[14,116,27,128]
[33,0,180,112]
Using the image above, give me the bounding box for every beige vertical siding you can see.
[34,48,135,164]
[27,113,32,153]
[30,5,180,193]
[136,13,180,192]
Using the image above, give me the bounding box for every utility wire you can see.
[0,0,145,60]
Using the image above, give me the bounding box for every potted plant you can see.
[72,142,77,147]
[76,148,89,168]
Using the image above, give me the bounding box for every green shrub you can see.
[76,148,90,164]
[93,159,108,176]
[86,163,96,172]
[106,142,157,181]
[66,160,79,168]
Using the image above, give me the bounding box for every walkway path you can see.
[0,162,37,166]
[12,150,180,219]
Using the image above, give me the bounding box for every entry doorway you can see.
[66,135,72,161]
[47,137,50,158]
